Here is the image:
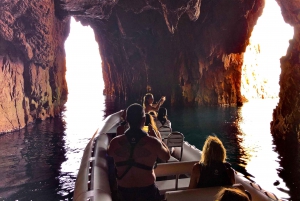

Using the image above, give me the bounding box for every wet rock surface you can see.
[0,0,69,133]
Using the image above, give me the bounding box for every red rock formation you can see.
[4,0,300,144]
[271,0,300,142]
[63,0,264,107]
[0,0,69,133]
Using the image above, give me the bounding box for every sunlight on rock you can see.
[241,0,293,100]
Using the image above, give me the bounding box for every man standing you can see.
[108,103,170,201]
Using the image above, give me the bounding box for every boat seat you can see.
[154,161,197,194]
[166,132,184,162]
[165,186,226,201]
[159,125,172,139]
[156,178,190,194]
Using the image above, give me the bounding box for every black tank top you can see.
[197,161,232,188]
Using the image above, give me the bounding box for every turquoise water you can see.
[0,97,298,200]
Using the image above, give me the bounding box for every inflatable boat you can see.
[73,111,282,201]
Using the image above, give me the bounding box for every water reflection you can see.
[274,134,300,200]
[170,99,291,200]
[234,99,289,199]
[0,119,67,200]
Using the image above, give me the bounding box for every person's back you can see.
[109,133,167,186]
[196,161,232,188]
[108,103,170,201]
[189,136,235,189]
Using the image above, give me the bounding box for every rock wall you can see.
[0,0,69,133]
[2,0,299,144]
[271,0,300,142]
[60,0,264,106]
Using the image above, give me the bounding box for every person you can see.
[216,188,251,201]
[107,103,170,201]
[143,93,166,115]
[116,109,128,136]
[145,113,162,140]
[188,135,235,189]
[155,107,171,129]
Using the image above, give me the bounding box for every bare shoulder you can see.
[145,135,161,145]
[108,135,127,149]
[192,163,201,175]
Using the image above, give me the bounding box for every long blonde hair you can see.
[216,188,250,201]
[200,135,227,166]
[143,93,153,108]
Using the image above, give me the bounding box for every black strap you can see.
[116,143,136,180]
[115,128,150,180]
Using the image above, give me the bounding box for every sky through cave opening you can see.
[241,0,293,100]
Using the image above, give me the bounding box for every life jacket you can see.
[197,161,233,188]
[115,128,155,180]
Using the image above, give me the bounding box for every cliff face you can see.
[271,0,300,142]
[0,0,69,133]
[67,0,264,106]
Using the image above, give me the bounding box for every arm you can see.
[156,139,170,161]
[148,124,162,140]
[148,96,166,111]
[189,163,200,189]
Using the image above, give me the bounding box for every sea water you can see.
[0,97,298,200]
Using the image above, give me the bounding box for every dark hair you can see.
[216,188,250,201]
[126,103,145,127]
[157,107,167,125]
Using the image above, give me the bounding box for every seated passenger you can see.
[107,103,170,201]
[143,93,166,115]
[155,107,171,129]
[116,109,128,136]
[145,113,162,140]
[188,135,235,189]
[216,188,251,201]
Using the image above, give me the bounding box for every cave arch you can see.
[0,0,299,144]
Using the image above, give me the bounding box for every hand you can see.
[161,96,166,101]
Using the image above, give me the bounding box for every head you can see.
[157,107,167,119]
[200,135,226,165]
[216,188,250,201]
[126,103,145,128]
[143,93,154,107]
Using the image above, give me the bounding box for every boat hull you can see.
[74,111,281,201]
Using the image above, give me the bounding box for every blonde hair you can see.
[145,113,159,133]
[216,188,250,201]
[143,93,153,108]
[200,135,227,166]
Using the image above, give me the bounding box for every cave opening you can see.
[64,16,106,131]
[61,17,105,179]
[241,0,293,100]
